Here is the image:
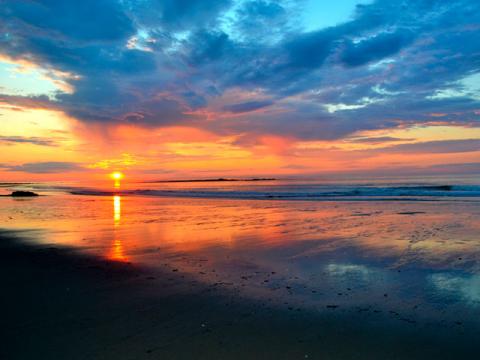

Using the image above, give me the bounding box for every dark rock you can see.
[11,191,39,197]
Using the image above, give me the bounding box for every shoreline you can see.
[2,229,479,359]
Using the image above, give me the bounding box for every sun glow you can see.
[110,171,124,188]
[110,171,124,180]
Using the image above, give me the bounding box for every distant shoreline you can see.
[142,177,277,183]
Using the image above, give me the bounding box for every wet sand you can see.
[2,230,479,360]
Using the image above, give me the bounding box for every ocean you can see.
[2,177,480,200]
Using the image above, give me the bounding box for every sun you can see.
[110,171,124,181]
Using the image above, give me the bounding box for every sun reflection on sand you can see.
[110,195,127,262]
[2,193,480,275]
[113,195,121,225]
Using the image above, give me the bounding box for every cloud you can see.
[231,0,294,43]
[348,136,412,144]
[301,162,480,179]
[0,135,58,146]
[380,139,480,154]
[127,0,232,31]
[428,162,480,174]
[4,1,134,42]
[0,162,84,173]
[0,0,478,141]
[340,30,415,67]
[223,100,273,113]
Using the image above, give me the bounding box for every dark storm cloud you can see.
[0,0,479,139]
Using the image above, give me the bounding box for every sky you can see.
[0,0,479,181]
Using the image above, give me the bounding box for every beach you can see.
[2,0,480,357]
[1,181,480,359]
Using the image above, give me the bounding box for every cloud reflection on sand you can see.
[430,273,480,304]
[325,263,373,280]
